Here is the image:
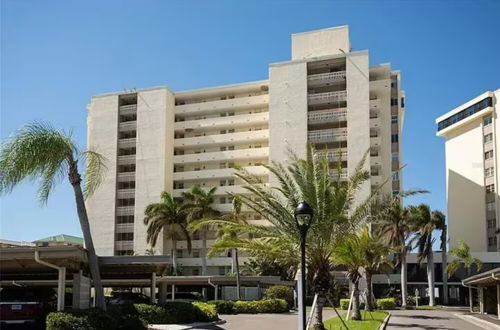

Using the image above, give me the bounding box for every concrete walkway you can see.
[387,309,486,330]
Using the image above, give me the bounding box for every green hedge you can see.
[376,298,396,310]
[264,285,294,309]
[46,302,218,330]
[208,300,236,314]
[233,299,288,314]
[339,299,350,310]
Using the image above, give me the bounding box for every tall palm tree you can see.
[190,196,247,299]
[212,146,374,330]
[143,191,191,274]
[447,240,482,278]
[408,204,442,307]
[359,226,393,311]
[332,233,365,320]
[182,185,218,275]
[434,212,448,305]
[0,122,107,309]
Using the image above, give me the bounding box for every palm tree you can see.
[182,185,218,275]
[212,146,373,330]
[190,196,247,299]
[332,233,365,320]
[447,240,482,277]
[0,122,107,308]
[408,204,442,307]
[434,212,448,305]
[143,191,191,274]
[359,226,393,311]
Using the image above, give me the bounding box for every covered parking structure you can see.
[462,267,500,320]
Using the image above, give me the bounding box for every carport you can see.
[462,267,500,320]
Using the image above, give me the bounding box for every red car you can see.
[0,286,56,328]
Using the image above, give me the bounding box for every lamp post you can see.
[294,201,314,330]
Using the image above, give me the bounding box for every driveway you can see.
[386,309,485,330]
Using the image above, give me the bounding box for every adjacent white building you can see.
[86,25,405,275]
[436,90,500,252]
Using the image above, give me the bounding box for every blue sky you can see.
[1,0,499,243]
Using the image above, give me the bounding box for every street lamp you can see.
[294,201,313,330]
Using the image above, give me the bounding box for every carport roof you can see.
[462,267,500,286]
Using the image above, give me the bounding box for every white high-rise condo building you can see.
[86,26,405,275]
[437,90,500,252]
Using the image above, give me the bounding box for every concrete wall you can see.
[268,61,308,177]
[86,95,119,256]
[346,51,371,204]
[292,26,350,60]
[134,88,175,255]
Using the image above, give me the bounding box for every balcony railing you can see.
[174,129,269,148]
[116,189,135,199]
[330,169,348,179]
[119,105,137,116]
[117,172,135,182]
[317,149,348,162]
[118,138,137,148]
[308,129,347,143]
[117,155,136,165]
[307,71,346,85]
[118,121,137,131]
[116,206,135,216]
[115,223,134,233]
[173,147,269,164]
[115,241,134,250]
[308,108,347,124]
[308,90,347,105]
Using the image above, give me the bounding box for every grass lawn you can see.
[416,305,442,310]
[323,310,388,330]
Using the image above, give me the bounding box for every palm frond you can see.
[82,150,107,198]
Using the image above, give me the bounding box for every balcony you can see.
[172,184,260,198]
[370,117,381,128]
[176,94,269,116]
[117,155,136,165]
[308,90,347,106]
[370,98,382,109]
[175,112,269,132]
[173,147,269,165]
[308,108,347,125]
[116,206,135,216]
[330,169,348,180]
[119,104,137,116]
[371,155,382,166]
[118,138,137,149]
[118,121,137,132]
[316,149,348,162]
[173,165,268,181]
[177,257,234,267]
[115,241,134,251]
[308,128,347,144]
[117,172,135,182]
[370,136,381,147]
[308,71,346,87]
[115,223,134,233]
[116,189,135,199]
[174,130,269,148]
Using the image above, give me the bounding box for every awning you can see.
[462,267,500,286]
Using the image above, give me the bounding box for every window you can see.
[219,266,227,275]
[392,172,399,182]
[220,130,227,134]
[391,134,399,143]
[116,232,134,241]
[484,133,493,143]
[219,197,226,204]
[194,166,201,171]
[437,97,493,131]
[219,180,226,187]
[192,268,200,276]
[484,116,493,126]
[401,97,405,108]
[228,146,235,151]
[228,179,235,186]
[391,115,398,124]
[118,181,135,189]
[118,147,136,156]
[228,112,235,116]
[220,146,227,151]
[174,182,184,189]
[228,129,235,133]
[488,236,497,247]
[485,167,494,177]
[220,113,226,117]
[391,98,398,106]
[487,202,496,212]
[486,184,495,193]
[116,215,134,224]
[219,163,226,169]
[485,150,494,160]
[118,164,136,173]
[193,250,200,258]
[228,163,235,168]
[176,249,183,258]
[488,219,496,228]
[392,152,399,160]
[117,198,135,206]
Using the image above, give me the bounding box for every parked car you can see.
[165,292,203,303]
[107,291,149,305]
[0,286,56,328]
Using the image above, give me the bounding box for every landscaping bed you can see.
[323,310,389,330]
[208,299,288,314]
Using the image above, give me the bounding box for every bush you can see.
[208,300,236,314]
[46,312,91,330]
[406,295,430,306]
[264,285,294,309]
[376,298,396,310]
[233,299,288,314]
[339,299,350,310]
[192,302,218,322]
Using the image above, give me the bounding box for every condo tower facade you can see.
[86,26,405,275]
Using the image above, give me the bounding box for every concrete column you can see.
[497,285,500,320]
[57,267,66,311]
[297,268,304,330]
[171,284,175,301]
[150,273,156,304]
[479,287,484,314]
[215,285,219,300]
[469,287,473,313]
[159,282,167,304]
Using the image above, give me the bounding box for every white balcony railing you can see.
[119,105,137,115]
[308,108,347,124]
[117,172,135,182]
[307,71,346,85]
[176,94,269,116]
[173,165,268,181]
[173,147,269,165]
[118,138,137,148]
[118,121,137,131]
[116,189,135,199]
[117,155,136,165]
[317,149,348,162]
[116,206,135,216]
[174,112,269,132]
[308,90,347,105]
[174,129,269,148]
[115,223,134,233]
[330,169,348,180]
[308,129,347,143]
[115,241,134,250]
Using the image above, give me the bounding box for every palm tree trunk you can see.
[351,280,362,320]
[442,244,448,305]
[69,166,105,310]
[235,248,241,300]
[172,239,177,274]
[312,293,326,330]
[366,271,374,311]
[427,250,435,306]
[201,230,207,275]
[401,252,408,308]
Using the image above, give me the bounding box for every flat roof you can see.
[462,267,500,286]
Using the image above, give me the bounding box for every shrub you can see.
[233,299,287,314]
[406,295,429,306]
[339,299,350,310]
[192,302,218,322]
[264,285,294,309]
[208,300,236,314]
[46,312,91,330]
[376,298,396,310]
